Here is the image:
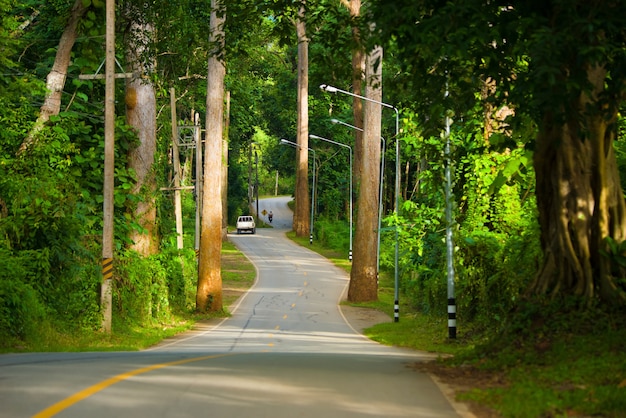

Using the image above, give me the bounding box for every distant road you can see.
[0,195,461,418]
[255,195,294,230]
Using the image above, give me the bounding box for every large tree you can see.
[197,0,226,313]
[293,0,310,238]
[340,0,365,180]
[18,0,88,154]
[369,0,626,306]
[348,42,382,302]
[124,2,158,256]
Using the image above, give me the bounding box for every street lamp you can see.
[309,134,353,261]
[280,139,316,244]
[330,118,386,280]
[444,80,456,340]
[321,83,401,323]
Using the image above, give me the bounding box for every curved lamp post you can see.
[309,134,353,262]
[321,84,400,322]
[330,119,385,279]
[280,139,316,244]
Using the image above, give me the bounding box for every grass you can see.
[454,325,626,417]
[286,231,353,275]
[221,240,256,307]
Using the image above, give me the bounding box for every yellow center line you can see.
[33,353,234,418]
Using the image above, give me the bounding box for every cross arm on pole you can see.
[79,58,135,80]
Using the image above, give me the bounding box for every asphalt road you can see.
[0,196,460,417]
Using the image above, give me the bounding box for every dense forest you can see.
[1,0,626,349]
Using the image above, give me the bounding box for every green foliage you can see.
[313,217,350,253]
[157,245,198,314]
[114,251,172,325]
[113,245,197,328]
[372,105,541,334]
[450,299,626,417]
[0,248,47,343]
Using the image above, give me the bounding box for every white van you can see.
[236,216,256,234]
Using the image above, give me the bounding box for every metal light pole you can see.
[444,80,456,339]
[309,134,353,261]
[321,84,400,322]
[280,139,316,244]
[330,118,385,279]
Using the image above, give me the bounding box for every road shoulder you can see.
[338,303,392,333]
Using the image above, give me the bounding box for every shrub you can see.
[314,217,350,253]
[0,249,47,344]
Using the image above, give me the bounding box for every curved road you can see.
[0,196,460,417]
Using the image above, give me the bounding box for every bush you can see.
[114,251,170,325]
[0,249,47,344]
[155,243,198,313]
[314,218,350,253]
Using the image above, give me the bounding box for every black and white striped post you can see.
[444,79,457,339]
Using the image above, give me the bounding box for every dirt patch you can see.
[339,304,392,333]
[412,361,506,418]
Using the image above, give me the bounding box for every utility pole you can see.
[248,144,253,208]
[255,150,259,220]
[100,0,115,333]
[77,0,134,332]
[170,88,184,250]
[275,170,279,196]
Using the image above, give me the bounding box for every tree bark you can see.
[348,44,383,302]
[341,0,365,183]
[222,91,231,240]
[18,0,88,154]
[197,0,225,313]
[531,64,626,306]
[293,3,310,237]
[125,19,158,256]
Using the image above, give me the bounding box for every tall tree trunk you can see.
[125,19,158,256]
[341,0,365,183]
[349,44,383,302]
[197,0,226,313]
[18,0,88,154]
[222,91,231,240]
[531,64,626,306]
[293,3,310,237]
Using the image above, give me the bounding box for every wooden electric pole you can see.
[170,88,184,250]
[77,0,134,332]
[100,0,115,333]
